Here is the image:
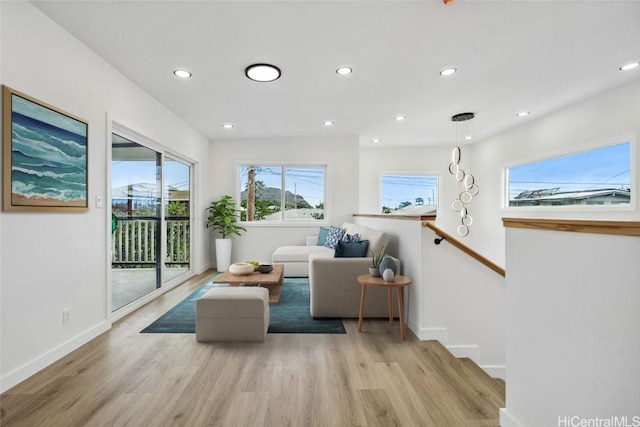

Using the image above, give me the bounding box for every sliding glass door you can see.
[110,132,193,312]
[164,157,191,283]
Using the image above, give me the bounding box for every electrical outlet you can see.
[63,308,71,325]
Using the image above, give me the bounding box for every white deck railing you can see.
[112,218,189,266]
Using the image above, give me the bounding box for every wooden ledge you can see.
[354,213,437,221]
[502,218,640,237]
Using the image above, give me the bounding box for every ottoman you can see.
[196,287,270,342]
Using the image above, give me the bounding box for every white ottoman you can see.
[196,287,269,342]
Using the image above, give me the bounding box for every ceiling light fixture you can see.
[336,67,353,75]
[245,63,281,82]
[322,121,334,126]
[173,69,192,78]
[371,138,381,144]
[222,123,234,129]
[619,61,640,71]
[395,115,406,121]
[516,111,530,117]
[440,67,457,77]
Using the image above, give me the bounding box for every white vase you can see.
[215,238,232,272]
[382,268,395,282]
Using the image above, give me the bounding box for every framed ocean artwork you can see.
[2,86,88,212]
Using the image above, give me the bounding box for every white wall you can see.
[468,78,640,267]
[421,225,505,378]
[209,136,359,265]
[0,2,210,392]
[501,227,640,427]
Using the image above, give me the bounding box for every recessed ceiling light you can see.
[439,67,457,77]
[322,121,334,126]
[464,135,473,141]
[516,111,530,117]
[371,138,382,144]
[336,67,353,75]
[222,123,234,129]
[395,115,406,121]
[245,63,281,82]
[619,61,640,71]
[173,69,192,78]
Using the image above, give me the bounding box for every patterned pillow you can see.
[342,233,361,243]
[324,226,346,249]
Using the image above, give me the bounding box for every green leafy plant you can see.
[206,195,246,239]
[371,247,384,268]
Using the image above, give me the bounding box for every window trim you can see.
[501,133,636,213]
[235,161,330,227]
[378,170,441,217]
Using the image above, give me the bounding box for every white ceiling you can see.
[33,0,640,147]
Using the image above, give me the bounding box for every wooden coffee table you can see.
[213,264,284,304]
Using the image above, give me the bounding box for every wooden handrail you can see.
[503,217,640,236]
[422,221,506,277]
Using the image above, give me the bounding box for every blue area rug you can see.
[141,277,345,334]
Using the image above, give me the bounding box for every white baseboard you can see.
[446,344,480,363]
[0,321,110,393]
[500,408,525,427]
[414,326,448,343]
[481,365,506,380]
[410,325,506,380]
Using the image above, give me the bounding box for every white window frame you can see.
[501,134,636,213]
[378,170,441,216]
[236,161,329,227]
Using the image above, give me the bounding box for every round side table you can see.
[357,274,412,340]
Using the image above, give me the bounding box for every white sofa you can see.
[272,222,402,318]
[271,222,391,277]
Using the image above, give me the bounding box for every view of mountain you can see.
[240,187,312,208]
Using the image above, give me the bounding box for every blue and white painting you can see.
[9,93,88,208]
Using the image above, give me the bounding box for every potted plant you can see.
[369,247,384,277]
[206,195,246,272]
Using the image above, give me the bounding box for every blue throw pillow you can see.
[324,226,346,249]
[316,227,330,246]
[334,240,369,258]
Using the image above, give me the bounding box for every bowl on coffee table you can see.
[258,264,273,274]
[229,262,255,275]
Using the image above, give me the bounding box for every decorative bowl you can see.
[229,262,255,275]
[258,264,273,274]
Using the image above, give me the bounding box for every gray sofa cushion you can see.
[309,253,401,318]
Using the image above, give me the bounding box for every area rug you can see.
[141,277,345,334]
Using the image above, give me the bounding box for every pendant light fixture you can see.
[449,112,479,237]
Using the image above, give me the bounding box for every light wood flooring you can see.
[1,269,505,427]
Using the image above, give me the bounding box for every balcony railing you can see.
[112,217,190,267]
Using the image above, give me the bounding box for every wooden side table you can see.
[357,274,412,340]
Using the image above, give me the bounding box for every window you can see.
[507,141,631,208]
[380,174,438,214]
[238,164,326,222]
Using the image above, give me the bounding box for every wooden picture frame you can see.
[2,86,89,212]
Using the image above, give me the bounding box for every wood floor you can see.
[1,270,504,427]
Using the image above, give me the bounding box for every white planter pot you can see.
[215,238,233,272]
